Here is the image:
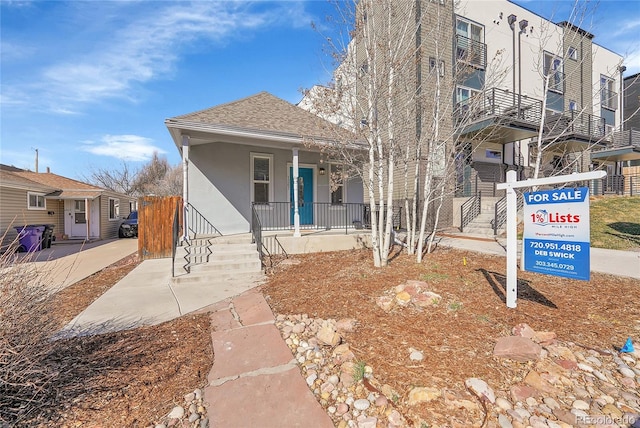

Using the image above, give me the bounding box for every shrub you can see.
[0,238,59,424]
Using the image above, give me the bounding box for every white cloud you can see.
[7,1,309,113]
[81,134,165,162]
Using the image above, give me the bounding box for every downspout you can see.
[182,135,190,241]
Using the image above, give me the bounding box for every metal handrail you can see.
[544,110,606,140]
[460,191,481,232]
[455,87,543,126]
[251,203,264,261]
[492,194,523,235]
[187,203,222,238]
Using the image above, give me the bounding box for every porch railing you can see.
[455,87,543,127]
[544,110,606,141]
[460,192,481,232]
[251,202,403,233]
[187,203,222,238]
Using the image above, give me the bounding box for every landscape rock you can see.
[408,387,441,405]
[317,320,341,346]
[494,336,542,362]
[465,378,496,403]
[512,323,536,339]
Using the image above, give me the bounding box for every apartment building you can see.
[301,0,635,233]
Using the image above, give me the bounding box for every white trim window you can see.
[543,52,563,93]
[251,153,273,204]
[567,46,578,61]
[600,75,617,111]
[27,192,46,210]
[109,198,120,220]
[329,163,345,205]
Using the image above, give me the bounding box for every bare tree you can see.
[83,161,138,195]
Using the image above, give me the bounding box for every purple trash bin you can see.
[14,225,45,252]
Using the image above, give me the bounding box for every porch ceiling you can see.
[590,146,640,162]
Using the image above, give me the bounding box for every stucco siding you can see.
[189,142,364,235]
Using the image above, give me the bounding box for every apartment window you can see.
[27,192,46,210]
[544,52,563,93]
[430,0,445,4]
[329,163,345,205]
[109,198,120,220]
[567,46,578,61]
[456,86,480,107]
[600,75,617,110]
[456,18,484,67]
[429,57,445,77]
[251,153,273,204]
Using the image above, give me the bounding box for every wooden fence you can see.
[138,196,182,260]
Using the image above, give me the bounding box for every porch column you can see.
[292,148,301,237]
[85,198,90,241]
[182,135,190,241]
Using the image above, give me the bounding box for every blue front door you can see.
[290,167,314,225]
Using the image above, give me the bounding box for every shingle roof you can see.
[0,170,55,191]
[13,171,105,191]
[170,91,353,141]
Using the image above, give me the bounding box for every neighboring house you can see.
[300,0,637,232]
[165,91,365,236]
[0,165,136,248]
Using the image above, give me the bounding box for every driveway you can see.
[24,239,139,293]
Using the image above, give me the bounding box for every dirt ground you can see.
[263,246,640,425]
[37,254,213,427]
[34,244,639,426]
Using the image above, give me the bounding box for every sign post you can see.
[496,170,606,308]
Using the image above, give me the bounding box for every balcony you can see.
[455,34,487,69]
[591,129,640,162]
[454,87,543,143]
[541,110,608,151]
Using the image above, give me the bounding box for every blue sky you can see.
[1,0,638,180]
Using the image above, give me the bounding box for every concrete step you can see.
[209,235,253,245]
[171,270,265,286]
[186,258,262,274]
[462,226,497,236]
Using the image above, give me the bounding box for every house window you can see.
[109,198,120,220]
[543,52,563,93]
[74,200,86,224]
[600,75,617,110]
[27,192,46,210]
[429,57,445,77]
[567,46,578,61]
[251,153,273,204]
[329,163,345,205]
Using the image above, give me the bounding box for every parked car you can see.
[119,211,138,238]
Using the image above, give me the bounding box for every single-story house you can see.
[165,92,366,237]
[0,165,136,249]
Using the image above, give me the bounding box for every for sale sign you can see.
[523,187,590,281]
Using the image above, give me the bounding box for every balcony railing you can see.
[601,88,618,110]
[608,129,640,149]
[455,34,487,69]
[455,87,543,127]
[544,110,606,141]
